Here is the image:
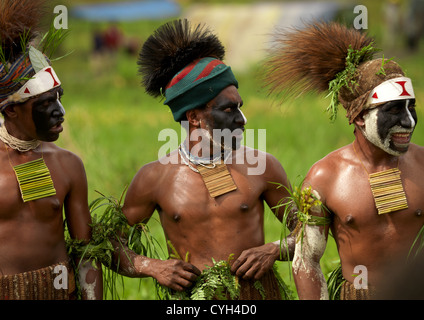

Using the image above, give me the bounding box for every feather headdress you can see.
[0,0,44,63]
[0,0,67,112]
[138,19,238,122]
[138,19,226,98]
[264,21,406,123]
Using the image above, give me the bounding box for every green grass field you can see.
[48,0,424,299]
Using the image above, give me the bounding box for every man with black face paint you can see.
[111,19,296,300]
[0,0,102,299]
[31,88,66,142]
[265,22,424,300]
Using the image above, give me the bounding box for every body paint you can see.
[292,223,329,300]
[78,263,97,300]
[31,88,65,142]
[292,189,329,299]
[362,99,417,156]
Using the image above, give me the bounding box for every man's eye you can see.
[388,106,402,114]
[223,108,232,113]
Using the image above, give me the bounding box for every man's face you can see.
[31,87,65,142]
[200,85,247,151]
[362,98,417,156]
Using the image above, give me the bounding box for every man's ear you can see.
[2,104,18,119]
[186,109,201,127]
[353,110,366,127]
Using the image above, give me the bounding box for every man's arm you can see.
[117,162,201,291]
[109,236,200,291]
[292,226,328,299]
[64,152,103,300]
[231,152,296,280]
[292,176,330,300]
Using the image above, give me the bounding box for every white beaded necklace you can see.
[0,124,40,152]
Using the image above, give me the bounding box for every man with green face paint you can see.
[265,21,424,300]
[0,0,102,299]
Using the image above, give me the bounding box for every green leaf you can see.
[29,46,49,73]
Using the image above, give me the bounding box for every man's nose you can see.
[235,107,247,125]
[52,100,65,118]
[400,101,415,129]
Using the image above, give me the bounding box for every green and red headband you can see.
[164,57,238,122]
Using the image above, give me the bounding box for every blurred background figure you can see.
[103,23,123,55]
[405,0,424,51]
[383,0,402,50]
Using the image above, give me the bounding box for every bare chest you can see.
[157,165,265,225]
[329,170,424,241]
[0,160,64,222]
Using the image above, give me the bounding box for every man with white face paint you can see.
[362,79,417,156]
[111,19,296,300]
[265,22,424,299]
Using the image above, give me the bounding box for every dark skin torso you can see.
[294,100,423,299]
[122,147,291,290]
[119,85,293,292]
[155,151,268,269]
[0,87,102,299]
[0,142,89,275]
[309,142,424,285]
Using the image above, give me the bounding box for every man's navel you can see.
[240,203,249,211]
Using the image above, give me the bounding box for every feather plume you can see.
[0,0,46,62]
[138,19,226,98]
[264,21,376,100]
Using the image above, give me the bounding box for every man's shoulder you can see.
[409,143,424,154]
[129,151,184,194]
[232,146,283,176]
[235,146,277,162]
[136,150,179,177]
[307,145,349,182]
[44,143,82,164]
[407,143,424,162]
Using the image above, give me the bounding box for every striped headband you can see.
[0,54,35,111]
[0,49,61,112]
[164,57,238,122]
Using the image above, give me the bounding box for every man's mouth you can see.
[233,127,245,138]
[391,132,412,146]
[50,120,64,134]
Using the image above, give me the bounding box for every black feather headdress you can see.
[138,19,226,98]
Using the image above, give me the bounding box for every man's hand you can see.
[230,243,279,281]
[148,259,201,292]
